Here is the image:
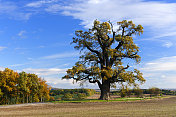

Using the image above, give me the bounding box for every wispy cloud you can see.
[0,1,32,20]
[45,4,61,13]
[0,46,7,51]
[140,31,176,41]
[46,78,82,89]
[140,56,176,88]
[26,0,58,8]
[25,0,176,44]
[56,0,176,29]
[141,56,176,72]
[41,52,80,59]
[18,30,26,39]
[51,0,176,44]
[3,0,176,34]
[14,47,27,50]
[9,63,27,67]
[22,67,67,76]
[162,41,173,48]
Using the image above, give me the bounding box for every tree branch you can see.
[108,21,116,46]
[84,41,103,63]
[110,65,130,83]
[109,27,125,66]
[89,78,102,89]
[122,52,138,58]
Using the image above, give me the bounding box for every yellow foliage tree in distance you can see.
[0,68,50,104]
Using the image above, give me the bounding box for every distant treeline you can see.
[160,89,176,95]
[50,88,176,100]
[0,68,51,105]
[111,88,176,97]
[50,89,96,100]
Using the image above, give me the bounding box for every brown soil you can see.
[0,96,176,117]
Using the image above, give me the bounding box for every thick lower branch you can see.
[89,78,102,88]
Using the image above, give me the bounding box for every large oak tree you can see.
[63,20,145,100]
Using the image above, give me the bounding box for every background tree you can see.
[0,68,19,104]
[63,20,145,100]
[133,88,143,97]
[120,87,127,98]
[0,68,51,105]
[18,71,29,103]
[149,87,161,97]
[28,73,40,103]
[38,78,51,102]
[125,86,132,98]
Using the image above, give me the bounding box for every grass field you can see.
[51,96,166,103]
[0,96,176,117]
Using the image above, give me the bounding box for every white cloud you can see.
[0,1,32,20]
[140,56,176,88]
[26,0,58,8]
[141,56,176,72]
[47,78,73,85]
[0,46,7,51]
[18,30,26,38]
[157,32,176,39]
[47,78,84,88]
[0,66,5,71]
[141,31,176,41]
[41,52,80,59]
[162,41,173,48]
[88,0,106,4]
[14,47,27,50]
[48,0,176,44]
[4,0,176,33]
[24,0,176,44]
[9,63,26,67]
[0,1,16,13]
[56,0,175,29]
[45,4,61,13]
[22,67,68,76]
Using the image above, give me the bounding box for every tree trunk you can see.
[99,80,110,100]
[27,94,28,103]
[23,93,24,103]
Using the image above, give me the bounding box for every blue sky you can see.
[0,0,176,89]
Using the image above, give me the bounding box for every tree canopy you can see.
[0,68,51,104]
[63,20,145,100]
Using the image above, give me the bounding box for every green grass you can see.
[51,96,169,103]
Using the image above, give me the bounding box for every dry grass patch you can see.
[0,96,176,117]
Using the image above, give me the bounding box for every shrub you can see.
[77,93,86,100]
[134,88,143,97]
[149,87,161,97]
[120,89,126,98]
[61,93,73,100]
[49,97,55,101]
